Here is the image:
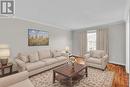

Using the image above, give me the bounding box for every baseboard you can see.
[126,69,129,74]
[109,61,125,66]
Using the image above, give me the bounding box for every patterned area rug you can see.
[30,67,114,87]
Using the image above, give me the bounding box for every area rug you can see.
[30,67,114,87]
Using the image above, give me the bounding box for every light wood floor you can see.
[75,58,129,87]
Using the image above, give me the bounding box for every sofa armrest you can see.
[102,55,108,63]
[0,71,29,87]
[83,54,90,61]
[15,58,26,71]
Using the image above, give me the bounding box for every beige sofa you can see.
[84,50,108,70]
[15,49,68,76]
[0,71,34,87]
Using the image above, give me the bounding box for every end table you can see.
[0,63,13,77]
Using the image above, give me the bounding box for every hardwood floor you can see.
[107,64,129,87]
[75,58,129,87]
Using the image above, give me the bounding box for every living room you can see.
[0,0,129,87]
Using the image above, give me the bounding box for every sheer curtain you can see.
[96,28,109,54]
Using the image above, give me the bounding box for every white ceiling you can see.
[15,0,128,30]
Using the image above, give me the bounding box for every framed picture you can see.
[28,29,49,46]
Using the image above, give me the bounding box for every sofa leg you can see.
[102,69,105,71]
[102,66,107,71]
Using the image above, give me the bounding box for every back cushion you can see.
[53,50,62,57]
[38,49,51,59]
[17,53,29,63]
[91,50,105,58]
[29,51,39,63]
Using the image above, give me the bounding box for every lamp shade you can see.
[65,46,70,51]
[0,49,10,57]
[0,44,10,59]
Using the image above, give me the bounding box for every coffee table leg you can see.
[10,65,12,74]
[1,68,4,76]
[53,71,55,83]
[69,78,73,87]
[85,67,88,77]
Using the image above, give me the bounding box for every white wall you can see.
[72,21,126,65]
[0,18,72,58]
[125,9,130,73]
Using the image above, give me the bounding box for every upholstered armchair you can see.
[84,50,108,70]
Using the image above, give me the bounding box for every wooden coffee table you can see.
[53,63,87,86]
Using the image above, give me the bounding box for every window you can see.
[87,30,96,52]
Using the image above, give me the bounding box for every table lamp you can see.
[0,44,10,65]
[65,46,70,53]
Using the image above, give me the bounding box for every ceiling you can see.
[15,0,128,30]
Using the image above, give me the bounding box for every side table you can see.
[0,63,13,77]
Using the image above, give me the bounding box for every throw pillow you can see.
[18,53,29,63]
[29,52,39,63]
[38,49,51,59]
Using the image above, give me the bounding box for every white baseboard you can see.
[126,69,129,73]
[109,61,125,66]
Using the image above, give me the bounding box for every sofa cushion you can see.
[29,52,39,63]
[9,79,34,87]
[17,53,29,63]
[38,49,51,59]
[91,50,105,58]
[41,58,59,65]
[53,50,63,57]
[55,56,67,61]
[26,61,46,71]
[87,57,102,64]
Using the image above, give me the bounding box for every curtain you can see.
[80,31,87,56]
[96,28,109,54]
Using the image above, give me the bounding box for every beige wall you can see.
[0,18,72,58]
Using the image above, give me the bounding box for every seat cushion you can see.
[38,49,51,59]
[87,57,102,64]
[9,79,34,87]
[26,61,46,71]
[41,58,59,65]
[55,56,67,61]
